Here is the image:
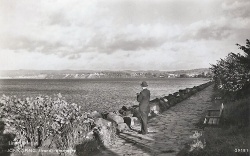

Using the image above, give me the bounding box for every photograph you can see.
[0,0,249,156]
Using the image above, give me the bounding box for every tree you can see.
[210,39,250,93]
[236,39,250,71]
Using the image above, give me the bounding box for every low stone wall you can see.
[85,80,214,153]
[148,80,214,113]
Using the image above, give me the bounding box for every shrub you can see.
[189,131,206,152]
[210,39,250,94]
[0,94,92,150]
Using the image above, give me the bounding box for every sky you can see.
[0,0,249,71]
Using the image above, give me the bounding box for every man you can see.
[137,81,150,135]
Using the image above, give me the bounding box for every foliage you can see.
[236,39,250,70]
[177,131,207,156]
[210,39,250,94]
[0,93,93,150]
[189,131,206,152]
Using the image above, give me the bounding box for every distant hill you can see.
[165,68,211,75]
[0,68,211,79]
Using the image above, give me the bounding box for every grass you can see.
[178,87,250,156]
[198,126,249,156]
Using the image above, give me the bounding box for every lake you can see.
[0,78,209,112]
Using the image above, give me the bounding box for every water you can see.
[0,78,209,112]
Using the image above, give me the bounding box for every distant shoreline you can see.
[0,68,212,79]
[0,77,211,80]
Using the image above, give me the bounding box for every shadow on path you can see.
[118,132,158,156]
[87,146,120,156]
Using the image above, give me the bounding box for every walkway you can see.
[94,85,214,156]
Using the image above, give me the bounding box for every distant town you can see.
[0,68,212,79]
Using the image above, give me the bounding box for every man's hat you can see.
[140,81,148,87]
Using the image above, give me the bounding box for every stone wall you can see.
[148,80,214,113]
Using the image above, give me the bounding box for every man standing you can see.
[137,81,150,135]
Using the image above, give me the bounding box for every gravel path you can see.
[94,85,214,156]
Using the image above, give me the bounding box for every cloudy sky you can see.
[0,0,249,71]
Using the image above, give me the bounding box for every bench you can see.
[204,103,224,125]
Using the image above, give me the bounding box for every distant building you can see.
[167,74,177,78]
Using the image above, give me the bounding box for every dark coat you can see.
[137,88,150,112]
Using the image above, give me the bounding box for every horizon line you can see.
[0,67,210,72]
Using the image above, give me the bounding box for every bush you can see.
[0,94,92,150]
[210,39,250,94]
